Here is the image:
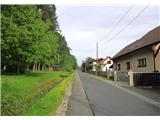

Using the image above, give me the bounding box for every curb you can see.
[55,82,73,116]
[66,72,93,116]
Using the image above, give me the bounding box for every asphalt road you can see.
[78,71,160,116]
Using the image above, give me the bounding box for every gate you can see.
[133,73,160,86]
[117,72,129,83]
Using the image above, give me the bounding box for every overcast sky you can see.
[56,5,159,65]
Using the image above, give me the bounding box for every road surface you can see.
[67,72,93,116]
[78,71,160,116]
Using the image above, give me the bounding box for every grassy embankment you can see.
[1,70,76,116]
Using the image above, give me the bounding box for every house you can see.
[91,58,102,72]
[91,57,113,72]
[99,56,113,72]
[48,64,60,72]
[112,26,160,73]
[92,61,97,72]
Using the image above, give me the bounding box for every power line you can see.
[98,5,133,46]
[73,49,104,52]
[100,5,150,49]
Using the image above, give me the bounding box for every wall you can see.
[153,43,160,71]
[155,50,160,71]
[113,46,155,73]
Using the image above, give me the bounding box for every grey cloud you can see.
[56,5,159,65]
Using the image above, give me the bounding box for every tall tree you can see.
[1,5,77,74]
[81,57,95,72]
[36,5,59,31]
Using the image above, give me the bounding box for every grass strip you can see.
[1,71,70,115]
[23,70,76,116]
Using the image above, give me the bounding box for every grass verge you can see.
[1,71,76,116]
[23,70,76,115]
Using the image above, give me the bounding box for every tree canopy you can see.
[81,57,95,72]
[1,5,77,74]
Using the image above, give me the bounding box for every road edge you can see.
[78,72,95,116]
[66,71,94,116]
[55,82,73,116]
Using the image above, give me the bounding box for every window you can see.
[107,61,111,64]
[138,58,147,67]
[126,62,130,69]
[118,64,121,70]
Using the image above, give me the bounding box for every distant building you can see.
[48,64,60,72]
[99,56,113,72]
[92,57,113,72]
[112,26,160,73]
[92,61,97,72]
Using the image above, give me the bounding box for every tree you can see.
[1,5,77,74]
[81,61,86,72]
[81,57,95,72]
[36,5,59,31]
[1,5,42,73]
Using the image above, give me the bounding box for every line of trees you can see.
[1,5,77,74]
[81,57,95,72]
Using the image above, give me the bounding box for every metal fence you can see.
[133,72,160,86]
[98,71,108,77]
[117,72,129,83]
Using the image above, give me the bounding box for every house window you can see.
[107,61,111,64]
[118,64,121,70]
[126,62,130,69]
[138,58,147,67]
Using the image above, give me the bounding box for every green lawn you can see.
[1,70,76,116]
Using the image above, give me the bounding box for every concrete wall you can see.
[153,43,160,71]
[155,50,160,71]
[113,46,155,73]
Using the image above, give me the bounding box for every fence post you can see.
[128,71,134,87]
[114,70,117,82]
[107,70,110,79]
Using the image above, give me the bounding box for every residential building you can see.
[112,26,160,73]
[92,57,113,72]
[99,56,113,72]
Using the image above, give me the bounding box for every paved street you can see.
[77,70,160,116]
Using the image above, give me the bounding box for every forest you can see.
[1,5,77,74]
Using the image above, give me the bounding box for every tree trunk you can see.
[38,63,41,71]
[42,65,45,71]
[35,62,37,71]
[42,65,44,71]
[33,63,36,72]
[17,63,20,74]
[27,64,29,71]
[2,65,7,74]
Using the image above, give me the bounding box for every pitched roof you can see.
[112,26,160,59]
[101,56,111,63]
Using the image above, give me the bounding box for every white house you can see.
[92,56,113,72]
[99,56,113,72]
[92,61,97,71]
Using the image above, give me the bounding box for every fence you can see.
[117,72,129,83]
[107,70,114,80]
[98,71,107,77]
[89,70,114,80]
[133,72,160,86]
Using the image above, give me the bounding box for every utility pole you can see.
[96,42,98,62]
[96,42,98,75]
